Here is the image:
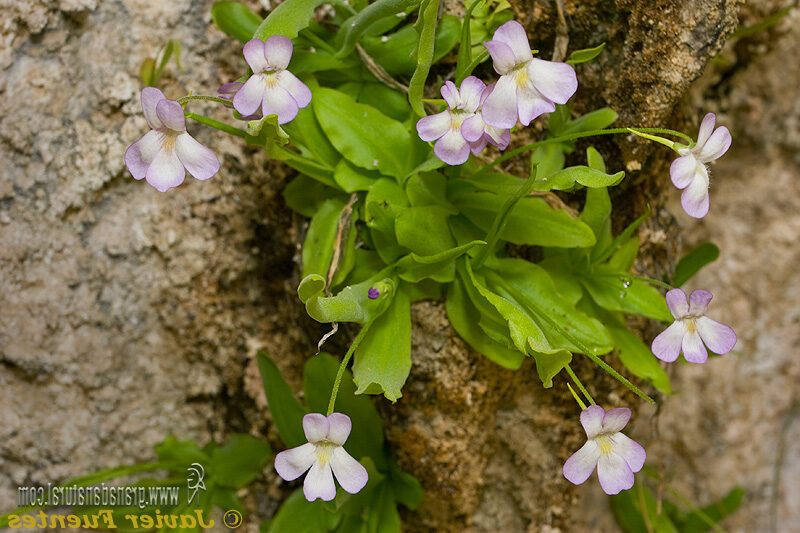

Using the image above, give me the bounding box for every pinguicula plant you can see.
[71,0,743,528]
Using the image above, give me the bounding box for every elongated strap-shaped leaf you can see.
[673,242,720,287]
[455,0,483,83]
[396,240,485,282]
[302,197,348,280]
[212,1,263,43]
[408,0,441,116]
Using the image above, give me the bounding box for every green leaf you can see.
[302,198,348,279]
[489,259,614,356]
[610,482,679,533]
[298,272,396,324]
[314,88,413,179]
[581,187,613,252]
[257,351,308,448]
[534,165,625,191]
[405,171,456,210]
[337,0,424,57]
[283,175,346,218]
[531,144,566,181]
[566,42,606,65]
[445,273,524,369]
[361,16,461,77]
[353,288,411,401]
[605,236,640,273]
[593,207,650,264]
[155,436,210,467]
[367,482,402,533]
[268,144,337,188]
[558,107,618,136]
[396,240,485,283]
[388,462,424,509]
[673,242,720,287]
[365,178,409,263]
[212,1,263,43]
[677,487,744,533]
[264,490,332,533]
[283,106,341,169]
[450,187,596,247]
[538,256,584,305]
[408,0,441,116]
[209,434,272,488]
[581,270,672,322]
[303,353,386,467]
[255,0,326,40]
[355,83,412,122]
[395,206,456,256]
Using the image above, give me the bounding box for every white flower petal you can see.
[326,413,352,446]
[597,452,635,495]
[682,327,708,364]
[262,85,300,125]
[303,461,336,502]
[665,288,689,318]
[330,447,368,494]
[461,114,485,142]
[516,82,555,126]
[669,153,697,189]
[303,413,330,443]
[696,125,731,162]
[276,70,312,108]
[481,74,519,129]
[688,289,712,315]
[416,111,451,142]
[609,433,646,472]
[274,442,317,481]
[232,74,266,118]
[265,35,293,70]
[458,76,486,112]
[695,113,717,151]
[175,133,219,181]
[696,316,737,355]
[527,58,578,105]
[680,164,710,218]
[440,81,460,108]
[580,405,605,439]
[490,20,533,66]
[651,320,687,363]
[140,87,166,130]
[602,408,631,433]
[434,129,470,165]
[483,40,518,76]
[242,38,269,73]
[125,130,162,180]
[155,100,186,132]
[563,440,600,485]
[145,147,185,192]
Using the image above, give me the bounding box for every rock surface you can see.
[1,0,796,531]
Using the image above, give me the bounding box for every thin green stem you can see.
[177,94,233,106]
[564,365,596,409]
[185,112,248,139]
[326,322,373,416]
[469,127,693,180]
[567,383,588,410]
[628,274,674,291]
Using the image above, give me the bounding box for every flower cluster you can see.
[417,20,577,165]
[124,36,309,191]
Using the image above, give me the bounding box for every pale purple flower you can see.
[218,82,262,120]
[274,413,368,502]
[481,20,577,129]
[416,77,510,165]
[124,87,219,192]
[563,406,646,495]
[233,36,312,125]
[670,113,732,218]
[651,288,736,364]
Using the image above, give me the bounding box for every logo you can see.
[186,463,206,505]
[223,510,242,529]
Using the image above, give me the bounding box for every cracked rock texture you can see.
[1,0,796,531]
